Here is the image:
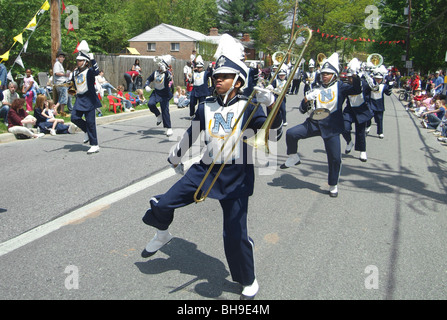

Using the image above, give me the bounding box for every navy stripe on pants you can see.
[142,175,256,286]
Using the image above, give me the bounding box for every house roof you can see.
[129,23,210,42]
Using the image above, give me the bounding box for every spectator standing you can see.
[0,63,7,91]
[434,71,443,95]
[53,50,70,116]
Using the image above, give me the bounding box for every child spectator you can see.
[135,89,146,105]
[41,98,66,135]
[22,68,37,112]
[177,88,190,109]
[116,85,134,112]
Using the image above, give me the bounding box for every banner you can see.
[298,25,405,45]
[0,0,49,64]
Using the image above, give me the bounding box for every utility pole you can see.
[405,0,412,75]
[51,0,61,63]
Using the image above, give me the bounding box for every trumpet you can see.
[193,26,313,203]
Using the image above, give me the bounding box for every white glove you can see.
[87,53,94,60]
[145,86,152,93]
[254,86,275,107]
[388,81,394,87]
[171,163,184,175]
[348,58,361,74]
[305,89,320,101]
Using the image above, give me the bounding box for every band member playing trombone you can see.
[280,53,361,197]
[141,35,282,300]
[342,58,373,162]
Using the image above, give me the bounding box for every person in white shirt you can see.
[53,51,70,116]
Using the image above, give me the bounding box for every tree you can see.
[253,0,290,57]
[217,0,261,37]
[372,0,447,74]
[297,0,375,65]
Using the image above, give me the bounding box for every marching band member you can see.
[302,58,316,94]
[342,58,373,162]
[140,34,282,300]
[280,53,361,197]
[271,67,289,126]
[189,55,212,120]
[70,40,101,154]
[367,66,393,139]
[242,61,260,97]
[145,55,174,137]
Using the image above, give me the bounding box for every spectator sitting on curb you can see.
[33,94,77,135]
[421,95,446,129]
[7,98,44,139]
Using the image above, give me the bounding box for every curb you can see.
[0,104,178,145]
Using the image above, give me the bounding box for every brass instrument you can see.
[367,53,383,68]
[317,53,327,66]
[272,51,286,65]
[54,81,76,95]
[193,26,313,203]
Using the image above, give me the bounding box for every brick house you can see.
[128,23,256,61]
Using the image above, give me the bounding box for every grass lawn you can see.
[0,91,174,134]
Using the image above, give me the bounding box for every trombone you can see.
[193,26,313,203]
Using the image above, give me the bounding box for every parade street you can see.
[0,90,446,300]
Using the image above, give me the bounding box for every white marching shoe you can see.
[240,279,259,300]
[329,185,338,198]
[166,128,173,137]
[280,153,301,169]
[141,229,173,258]
[345,141,354,154]
[87,145,100,154]
[360,152,367,162]
[156,115,162,126]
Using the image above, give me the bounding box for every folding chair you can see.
[107,95,123,113]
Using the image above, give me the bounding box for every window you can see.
[171,43,180,52]
[147,43,156,52]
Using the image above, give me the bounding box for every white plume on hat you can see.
[320,52,339,74]
[308,59,315,68]
[195,55,204,67]
[77,40,90,54]
[213,33,245,61]
[347,58,361,75]
[76,40,91,60]
[157,55,172,67]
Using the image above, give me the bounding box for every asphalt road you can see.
[0,89,446,301]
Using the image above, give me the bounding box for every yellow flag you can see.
[26,15,37,30]
[0,51,10,62]
[41,0,50,11]
[14,33,23,44]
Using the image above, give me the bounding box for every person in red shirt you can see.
[7,98,44,139]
